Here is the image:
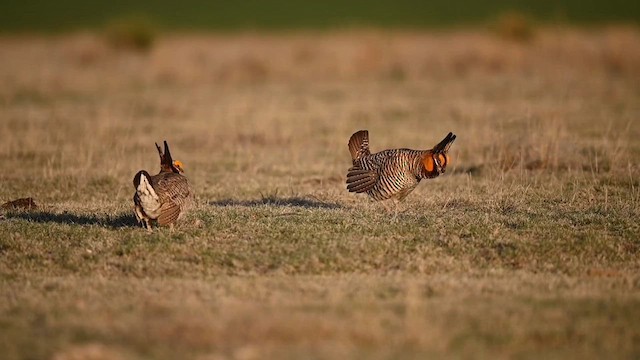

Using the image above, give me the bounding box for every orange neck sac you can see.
[423,154,435,172]
[421,153,449,178]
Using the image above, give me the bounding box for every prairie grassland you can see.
[1,27,639,359]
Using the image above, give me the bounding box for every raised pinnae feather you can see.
[348,130,371,162]
[156,140,183,174]
[432,132,456,153]
[163,141,173,164]
[156,142,172,173]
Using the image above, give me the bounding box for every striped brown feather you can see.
[157,201,181,226]
[346,130,456,202]
[150,172,192,226]
[348,130,371,162]
[154,174,191,205]
[346,167,378,193]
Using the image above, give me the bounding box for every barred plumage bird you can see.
[346,130,456,202]
[133,141,193,231]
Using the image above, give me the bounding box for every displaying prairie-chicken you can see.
[346,130,456,202]
[133,141,193,230]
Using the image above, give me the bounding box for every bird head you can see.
[421,132,456,177]
[422,153,450,175]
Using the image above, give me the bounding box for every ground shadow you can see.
[209,196,342,209]
[4,211,138,229]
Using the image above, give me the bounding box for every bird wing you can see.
[346,166,378,193]
[153,174,192,226]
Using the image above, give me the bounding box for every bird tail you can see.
[348,130,371,161]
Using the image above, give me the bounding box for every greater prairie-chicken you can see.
[346,130,456,202]
[133,141,193,231]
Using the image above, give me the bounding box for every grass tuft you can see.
[104,14,157,51]
[491,11,535,42]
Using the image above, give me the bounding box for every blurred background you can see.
[0,0,638,184]
[1,2,640,360]
[0,0,638,33]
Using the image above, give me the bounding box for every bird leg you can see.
[391,200,401,222]
[143,219,153,232]
[380,200,400,222]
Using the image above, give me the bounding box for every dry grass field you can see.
[1,27,639,359]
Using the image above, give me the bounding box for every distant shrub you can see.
[491,11,535,42]
[104,15,157,51]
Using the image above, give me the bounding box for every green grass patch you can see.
[0,0,638,32]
